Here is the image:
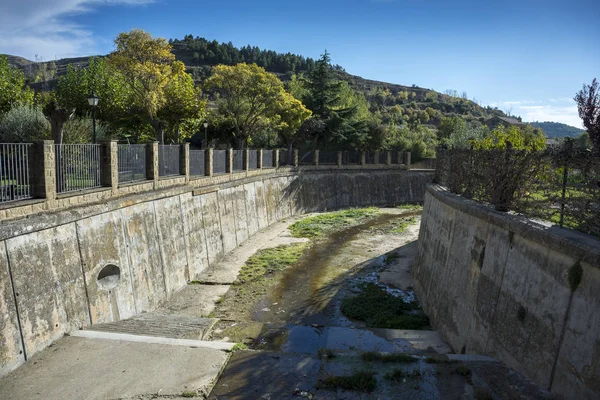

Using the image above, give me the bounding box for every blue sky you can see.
[1,0,598,128]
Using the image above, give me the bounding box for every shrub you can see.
[0,104,49,143]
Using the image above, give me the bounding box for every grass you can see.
[289,208,379,238]
[340,283,430,330]
[396,204,423,212]
[361,352,417,363]
[384,368,422,382]
[181,391,198,398]
[235,243,308,285]
[388,217,417,234]
[230,343,249,352]
[424,356,458,364]
[318,371,377,392]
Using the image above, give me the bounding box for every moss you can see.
[568,262,583,292]
[181,391,198,398]
[341,283,430,330]
[289,208,379,238]
[230,343,248,352]
[361,352,417,363]
[235,243,307,285]
[318,371,377,392]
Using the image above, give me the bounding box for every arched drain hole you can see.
[97,264,120,290]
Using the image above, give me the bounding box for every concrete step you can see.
[86,313,219,341]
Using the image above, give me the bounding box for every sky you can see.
[0,0,598,128]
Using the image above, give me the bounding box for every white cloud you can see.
[0,0,152,60]
[492,98,583,129]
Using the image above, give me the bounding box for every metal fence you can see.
[189,150,205,176]
[117,144,146,184]
[262,150,274,168]
[248,150,258,170]
[213,150,227,174]
[299,151,312,165]
[158,145,180,177]
[436,146,600,237]
[342,151,361,165]
[233,150,244,171]
[55,144,102,194]
[365,151,377,164]
[279,149,290,166]
[0,143,32,203]
[319,151,338,165]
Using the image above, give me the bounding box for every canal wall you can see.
[0,169,433,377]
[414,184,600,399]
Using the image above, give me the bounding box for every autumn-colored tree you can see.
[574,78,600,155]
[470,125,546,151]
[205,63,307,147]
[0,55,34,116]
[274,92,312,152]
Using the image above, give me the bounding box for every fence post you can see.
[274,148,280,168]
[146,142,159,188]
[374,150,380,165]
[337,151,343,168]
[180,143,190,183]
[205,148,213,177]
[258,149,263,169]
[559,165,569,228]
[100,140,118,194]
[293,149,299,167]
[405,152,411,170]
[361,151,366,167]
[386,151,392,166]
[29,140,56,200]
[314,150,320,167]
[226,148,233,174]
[243,149,250,171]
[397,151,402,165]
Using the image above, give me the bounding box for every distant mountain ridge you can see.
[528,121,585,138]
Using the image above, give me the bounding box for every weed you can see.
[231,343,248,352]
[424,356,458,364]
[396,204,423,212]
[388,217,417,234]
[181,391,198,398]
[384,368,421,382]
[361,352,417,363]
[318,371,377,392]
[341,283,430,329]
[289,208,379,238]
[235,243,307,284]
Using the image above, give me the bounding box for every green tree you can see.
[574,78,600,155]
[0,55,34,116]
[275,92,312,151]
[0,104,49,143]
[470,125,546,151]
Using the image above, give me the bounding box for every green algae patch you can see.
[361,352,418,363]
[341,283,430,330]
[235,243,308,285]
[318,371,377,392]
[289,208,380,238]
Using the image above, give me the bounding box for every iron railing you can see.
[55,144,102,194]
[0,143,32,203]
[365,151,377,164]
[213,150,227,174]
[262,150,274,168]
[189,150,205,176]
[319,151,338,165]
[117,144,146,184]
[299,151,312,165]
[248,150,258,170]
[343,151,361,165]
[233,150,244,171]
[279,149,290,166]
[158,145,180,177]
[391,151,399,164]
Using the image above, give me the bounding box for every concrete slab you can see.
[71,330,234,350]
[155,284,230,318]
[86,313,218,340]
[0,336,230,400]
[368,328,453,354]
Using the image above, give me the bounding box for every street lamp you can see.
[203,121,209,148]
[87,92,99,143]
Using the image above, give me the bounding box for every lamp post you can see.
[87,92,99,143]
[203,121,209,148]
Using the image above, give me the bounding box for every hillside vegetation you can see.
[529,121,584,138]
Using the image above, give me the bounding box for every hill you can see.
[528,121,584,138]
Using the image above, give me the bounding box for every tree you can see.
[0,55,34,116]
[0,104,49,143]
[470,125,546,151]
[109,29,181,142]
[274,92,312,151]
[437,116,467,141]
[574,78,600,155]
[204,63,298,147]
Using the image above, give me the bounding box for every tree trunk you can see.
[49,107,74,144]
[152,119,166,144]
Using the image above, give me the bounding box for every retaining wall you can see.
[0,169,433,377]
[414,185,600,399]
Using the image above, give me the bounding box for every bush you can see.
[0,104,50,143]
[62,115,109,143]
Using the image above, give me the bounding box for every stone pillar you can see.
[337,151,343,168]
[100,140,118,194]
[293,149,299,167]
[205,148,213,177]
[274,149,280,168]
[180,143,190,183]
[226,148,233,174]
[361,151,366,167]
[374,150,380,165]
[29,140,56,200]
[243,149,250,171]
[146,142,159,188]
[405,152,412,170]
[258,149,263,169]
[386,151,392,166]
[314,150,320,167]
